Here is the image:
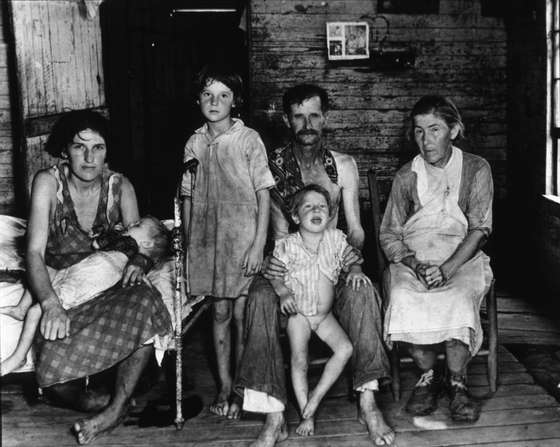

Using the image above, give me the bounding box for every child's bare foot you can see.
[295,416,315,436]
[226,393,242,420]
[0,355,27,376]
[249,412,288,447]
[358,391,395,446]
[0,305,26,321]
[72,404,125,445]
[209,389,230,416]
[301,396,320,420]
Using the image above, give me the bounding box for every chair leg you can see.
[390,345,401,402]
[486,280,498,393]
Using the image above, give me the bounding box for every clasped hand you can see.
[415,263,446,289]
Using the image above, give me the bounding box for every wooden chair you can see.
[367,168,498,402]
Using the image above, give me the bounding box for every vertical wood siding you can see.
[0,3,15,213]
[249,0,507,203]
[9,0,105,197]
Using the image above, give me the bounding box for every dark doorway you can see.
[101,0,248,218]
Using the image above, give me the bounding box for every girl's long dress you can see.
[182,120,275,298]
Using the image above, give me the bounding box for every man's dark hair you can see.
[44,110,110,158]
[289,183,332,218]
[194,64,244,108]
[282,84,329,115]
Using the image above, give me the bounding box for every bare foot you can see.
[295,416,314,436]
[301,396,319,420]
[209,389,230,416]
[0,355,27,376]
[249,411,288,447]
[0,305,26,321]
[72,405,125,445]
[227,393,242,420]
[358,391,395,446]
[79,390,111,413]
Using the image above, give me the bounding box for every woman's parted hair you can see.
[409,95,465,140]
[289,183,332,218]
[44,110,110,158]
[194,64,244,108]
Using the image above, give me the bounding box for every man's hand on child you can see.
[262,255,288,280]
[280,293,298,315]
[341,246,363,272]
[242,245,263,276]
[345,271,372,291]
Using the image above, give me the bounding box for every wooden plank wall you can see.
[9,0,105,198]
[248,0,507,204]
[0,3,15,214]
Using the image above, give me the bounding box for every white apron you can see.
[384,148,493,355]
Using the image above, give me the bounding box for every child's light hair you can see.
[289,184,332,219]
[138,216,170,263]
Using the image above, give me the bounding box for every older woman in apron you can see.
[380,95,493,422]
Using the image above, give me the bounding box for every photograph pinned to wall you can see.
[326,22,369,60]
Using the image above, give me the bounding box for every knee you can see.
[337,340,353,362]
[291,351,308,372]
[213,301,232,324]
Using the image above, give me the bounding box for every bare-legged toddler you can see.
[271,184,372,436]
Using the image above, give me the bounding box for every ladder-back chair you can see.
[367,168,498,401]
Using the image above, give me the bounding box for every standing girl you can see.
[181,66,275,419]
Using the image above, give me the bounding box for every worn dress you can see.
[380,147,493,355]
[34,163,172,388]
[180,119,275,298]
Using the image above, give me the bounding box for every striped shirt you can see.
[273,229,348,316]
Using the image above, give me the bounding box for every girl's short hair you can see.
[44,110,110,158]
[290,184,332,218]
[409,95,465,140]
[194,64,244,108]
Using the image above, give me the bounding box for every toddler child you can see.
[181,65,275,419]
[0,216,170,375]
[271,184,372,436]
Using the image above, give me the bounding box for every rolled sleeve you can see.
[379,173,415,263]
[466,162,493,236]
[246,134,276,192]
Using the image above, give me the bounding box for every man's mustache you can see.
[296,130,319,136]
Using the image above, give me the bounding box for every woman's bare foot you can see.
[295,416,314,436]
[0,305,26,321]
[209,389,230,416]
[227,393,242,420]
[358,391,395,446]
[72,404,125,445]
[249,411,288,447]
[0,355,27,376]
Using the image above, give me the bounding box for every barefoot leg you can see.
[1,303,41,376]
[358,390,395,446]
[73,345,153,445]
[303,313,353,420]
[249,411,288,447]
[211,299,233,416]
[0,288,32,321]
[286,314,312,418]
[227,295,247,420]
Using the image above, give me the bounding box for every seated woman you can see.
[380,95,493,423]
[25,110,172,444]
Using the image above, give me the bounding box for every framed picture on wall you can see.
[326,22,369,60]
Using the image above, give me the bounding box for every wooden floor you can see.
[2,289,560,447]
